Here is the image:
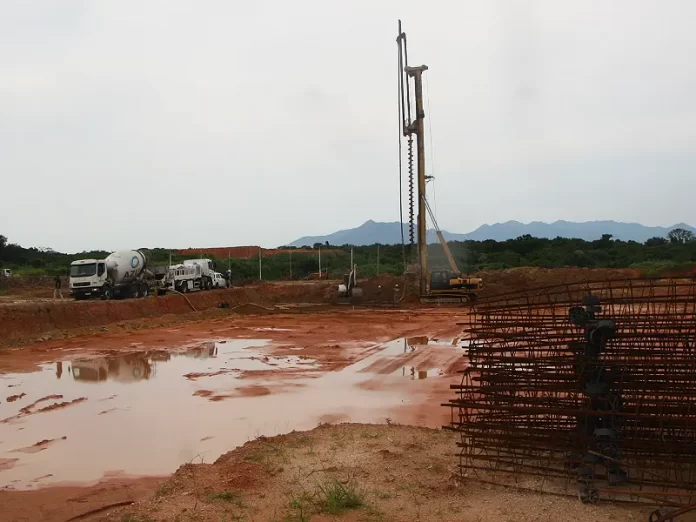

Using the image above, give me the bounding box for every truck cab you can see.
[1,268,11,278]
[183,259,215,275]
[182,259,216,290]
[69,259,108,299]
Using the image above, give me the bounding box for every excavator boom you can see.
[436,229,460,274]
[424,198,460,274]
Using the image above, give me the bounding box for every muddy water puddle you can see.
[0,336,464,489]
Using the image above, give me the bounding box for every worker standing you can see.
[225,269,231,288]
[53,275,64,301]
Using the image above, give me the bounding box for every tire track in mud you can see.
[1,395,87,424]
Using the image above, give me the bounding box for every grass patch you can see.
[206,490,244,507]
[244,442,288,468]
[288,434,311,448]
[316,479,364,515]
[0,289,6,296]
[283,479,365,521]
[155,483,171,497]
[244,453,265,463]
[286,491,314,522]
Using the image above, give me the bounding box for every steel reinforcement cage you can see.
[445,277,696,509]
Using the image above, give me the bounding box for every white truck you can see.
[168,259,216,293]
[69,249,168,300]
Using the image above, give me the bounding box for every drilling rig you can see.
[397,21,482,304]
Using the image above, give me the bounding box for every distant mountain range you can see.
[287,220,696,246]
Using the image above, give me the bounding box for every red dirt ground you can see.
[0,425,655,522]
[0,268,671,522]
[1,307,469,521]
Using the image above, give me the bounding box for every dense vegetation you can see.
[1,229,695,280]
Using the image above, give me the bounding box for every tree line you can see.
[1,228,695,280]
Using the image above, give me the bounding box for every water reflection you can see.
[400,337,448,379]
[406,336,429,346]
[71,354,154,383]
[2,336,453,489]
[401,367,442,379]
[185,342,218,359]
[61,340,296,384]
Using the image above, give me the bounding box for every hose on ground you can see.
[169,289,197,312]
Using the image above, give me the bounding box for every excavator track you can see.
[420,294,475,305]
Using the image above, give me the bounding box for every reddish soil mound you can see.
[90,424,646,522]
[656,264,696,277]
[0,275,56,297]
[475,267,642,297]
[358,273,406,302]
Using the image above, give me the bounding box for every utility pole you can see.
[258,247,262,280]
[318,246,322,277]
[377,244,380,275]
[289,250,292,280]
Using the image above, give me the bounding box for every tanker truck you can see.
[69,249,167,300]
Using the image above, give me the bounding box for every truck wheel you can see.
[102,287,113,300]
[131,285,140,299]
[141,285,150,297]
[181,282,188,293]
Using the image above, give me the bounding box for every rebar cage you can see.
[446,277,696,508]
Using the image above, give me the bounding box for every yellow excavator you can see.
[424,199,483,303]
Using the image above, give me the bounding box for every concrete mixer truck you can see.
[69,249,168,300]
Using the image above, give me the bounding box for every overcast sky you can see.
[1,1,695,253]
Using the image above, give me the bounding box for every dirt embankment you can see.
[0,275,57,297]
[475,267,643,297]
[0,268,657,347]
[0,282,332,347]
[0,423,649,522]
